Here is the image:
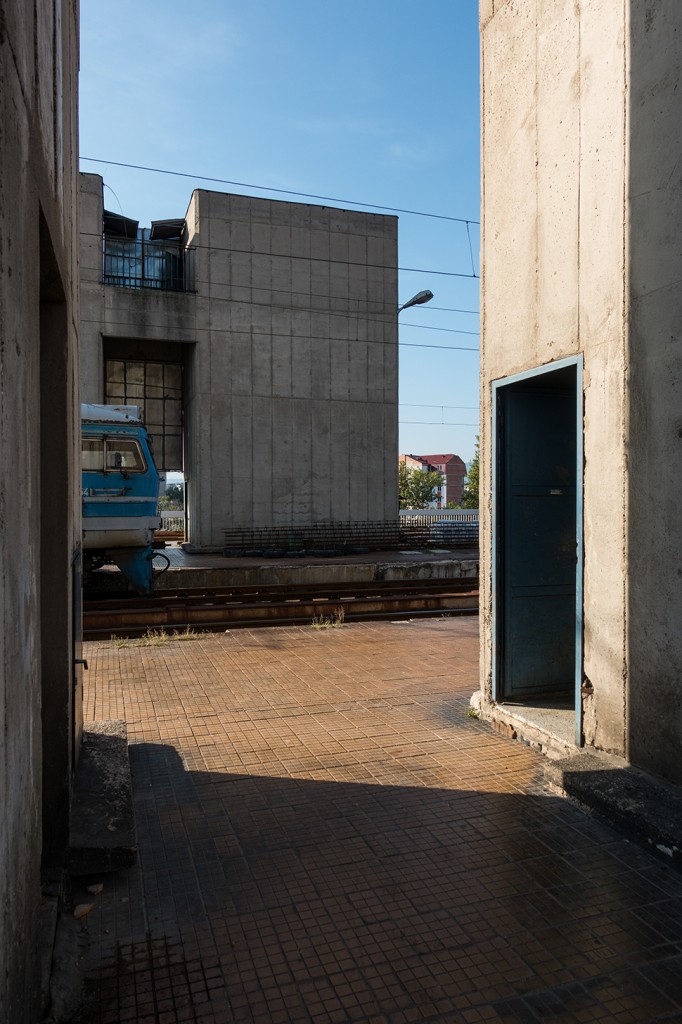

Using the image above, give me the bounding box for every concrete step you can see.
[69,721,137,876]
[544,752,682,865]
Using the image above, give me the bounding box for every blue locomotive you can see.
[81,404,164,594]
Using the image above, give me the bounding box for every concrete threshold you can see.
[545,752,682,866]
[69,721,137,876]
[486,701,578,760]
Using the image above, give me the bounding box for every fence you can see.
[222,515,479,556]
[399,509,479,526]
[157,511,184,533]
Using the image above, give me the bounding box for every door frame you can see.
[491,355,584,747]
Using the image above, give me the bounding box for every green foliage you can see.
[159,483,184,511]
[165,483,184,506]
[460,437,480,509]
[399,462,443,509]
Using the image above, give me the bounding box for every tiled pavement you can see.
[79,618,682,1024]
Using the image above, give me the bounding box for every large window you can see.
[104,359,183,472]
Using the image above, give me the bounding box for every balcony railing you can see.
[103,234,195,292]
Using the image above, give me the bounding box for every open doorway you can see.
[492,357,583,747]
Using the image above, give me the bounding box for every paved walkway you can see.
[79,619,682,1024]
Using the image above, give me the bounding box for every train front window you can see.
[82,438,104,472]
[105,439,146,473]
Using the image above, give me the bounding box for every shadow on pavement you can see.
[79,741,682,1024]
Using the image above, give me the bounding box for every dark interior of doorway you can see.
[495,363,578,728]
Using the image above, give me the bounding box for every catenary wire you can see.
[79,317,479,352]
[78,267,480,335]
[81,157,480,226]
[80,232,478,280]
[400,403,479,410]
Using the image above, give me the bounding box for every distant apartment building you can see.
[416,453,466,507]
[399,453,466,507]
[80,175,399,549]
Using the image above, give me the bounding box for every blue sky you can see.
[79,0,481,462]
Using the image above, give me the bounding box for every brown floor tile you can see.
[79,619,682,1024]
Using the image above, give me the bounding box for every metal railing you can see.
[103,236,195,292]
[222,516,479,556]
[399,509,479,525]
[157,511,184,532]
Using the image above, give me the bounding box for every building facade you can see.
[80,176,399,549]
[416,453,466,507]
[0,2,81,1019]
[480,0,682,782]
[399,453,466,508]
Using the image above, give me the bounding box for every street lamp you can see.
[397,289,434,314]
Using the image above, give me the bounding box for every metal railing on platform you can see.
[222,516,479,556]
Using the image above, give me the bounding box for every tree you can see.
[158,483,184,510]
[165,483,184,506]
[399,462,443,509]
[460,437,479,508]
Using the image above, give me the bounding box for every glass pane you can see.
[106,360,125,383]
[125,384,144,400]
[82,438,104,471]
[165,435,183,470]
[106,387,125,402]
[126,362,145,386]
[146,399,165,425]
[165,400,182,426]
[105,439,145,472]
[164,364,182,391]
[146,363,163,388]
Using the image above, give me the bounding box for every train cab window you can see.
[105,439,145,473]
[82,436,146,473]
[82,438,104,472]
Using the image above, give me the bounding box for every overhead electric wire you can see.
[425,305,479,316]
[79,316,478,352]
[79,264,479,335]
[81,157,480,226]
[400,420,478,426]
[80,231,478,280]
[400,403,479,410]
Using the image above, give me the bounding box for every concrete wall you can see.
[481,0,682,781]
[80,177,399,549]
[0,1,80,1019]
[627,2,682,781]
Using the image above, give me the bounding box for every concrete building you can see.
[80,176,399,550]
[0,1,81,1019]
[479,0,682,783]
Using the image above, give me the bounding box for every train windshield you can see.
[82,436,147,473]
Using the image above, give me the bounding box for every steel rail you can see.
[84,578,479,639]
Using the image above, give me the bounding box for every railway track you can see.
[83,577,479,639]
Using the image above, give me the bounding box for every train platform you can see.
[94,544,480,592]
[74,618,682,1024]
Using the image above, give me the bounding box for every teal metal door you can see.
[498,381,577,700]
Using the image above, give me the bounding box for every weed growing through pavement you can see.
[110,626,202,648]
[467,708,480,719]
[311,607,345,630]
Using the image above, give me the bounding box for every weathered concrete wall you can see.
[627,1,682,783]
[81,178,398,549]
[481,0,682,781]
[480,0,629,755]
[0,1,80,1019]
